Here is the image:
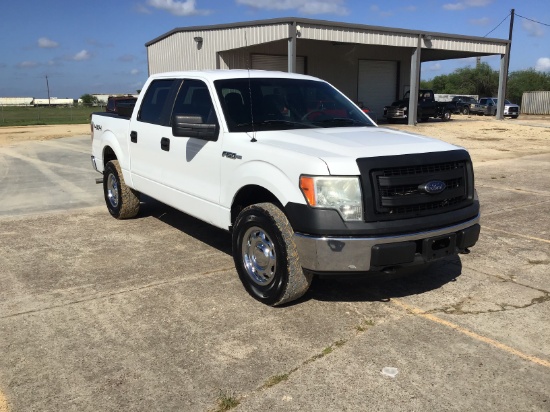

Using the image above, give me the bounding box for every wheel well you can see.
[103,146,117,167]
[231,185,282,227]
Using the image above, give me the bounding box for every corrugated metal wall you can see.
[148,22,507,75]
[148,24,289,74]
[521,91,550,115]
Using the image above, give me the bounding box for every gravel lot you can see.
[0,116,549,412]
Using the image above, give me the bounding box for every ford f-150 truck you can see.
[469,97,520,118]
[383,89,453,123]
[91,70,480,306]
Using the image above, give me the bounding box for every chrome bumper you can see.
[293,215,480,273]
[91,155,99,172]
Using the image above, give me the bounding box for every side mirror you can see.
[172,114,219,141]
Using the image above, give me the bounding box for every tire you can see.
[103,160,140,219]
[511,115,518,119]
[461,106,469,115]
[442,110,451,121]
[232,203,312,306]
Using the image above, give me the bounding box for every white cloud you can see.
[38,37,59,48]
[130,69,140,75]
[470,17,490,26]
[522,20,544,37]
[443,0,492,11]
[73,50,91,61]
[428,63,442,71]
[147,0,209,16]
[535,57,550,72]
[236,0,348,15]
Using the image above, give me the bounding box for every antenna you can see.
[244,31,256,142]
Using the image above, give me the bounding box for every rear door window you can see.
[138,79,179,125]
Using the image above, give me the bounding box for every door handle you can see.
[130,131,138,143]
[161,137,170,151]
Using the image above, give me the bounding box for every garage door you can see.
[251,54,306,74]
[358,60,398,118]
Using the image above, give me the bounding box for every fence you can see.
[0,105,99,127]
[521,91,550,115]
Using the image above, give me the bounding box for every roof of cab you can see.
[148,69,322,82]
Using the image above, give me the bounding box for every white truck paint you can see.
[91,70,480,305]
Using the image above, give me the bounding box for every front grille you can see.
[357,151,474,222]
[507,107,519,114]
[385,107,405,117]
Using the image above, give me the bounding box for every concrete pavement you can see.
[0,136,548,411]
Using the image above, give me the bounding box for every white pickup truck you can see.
[91,70,480,306]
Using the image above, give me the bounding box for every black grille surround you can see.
[358,150,475,222]
[284,149,478,237]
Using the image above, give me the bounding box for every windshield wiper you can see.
[236,120,316,129]
[314,118,369,127]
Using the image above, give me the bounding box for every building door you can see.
[251,54,306,74]
[358,60,398,118]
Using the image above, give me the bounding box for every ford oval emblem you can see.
[420,180,446,194]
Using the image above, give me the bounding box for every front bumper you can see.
[293,215,480,274]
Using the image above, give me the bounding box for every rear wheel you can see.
[232,203,312,306]
[442,110,451,121]
[103,160,140,219]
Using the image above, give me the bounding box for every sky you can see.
[1,0,549,99]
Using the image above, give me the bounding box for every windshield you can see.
[214,78,375,132]
[492,99,512,104]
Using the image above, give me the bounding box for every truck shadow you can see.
[136,195,463,304]
[306,257,462,303]
[137,195,232,255]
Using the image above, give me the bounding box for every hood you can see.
[257,126,462,175]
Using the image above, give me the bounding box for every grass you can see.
[0,105,99,127]
[215,390,240,411]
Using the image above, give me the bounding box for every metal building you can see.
[146,17,511,125]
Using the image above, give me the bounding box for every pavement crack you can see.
[424,290,550,316]
[0,267,234,320]
[218,317,375,410]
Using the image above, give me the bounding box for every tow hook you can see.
[95,177,104,184]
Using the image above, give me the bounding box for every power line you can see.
[515,13,550,28]
[484,12,510,37]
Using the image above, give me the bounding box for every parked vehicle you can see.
[384,89,452,123]
[448,96,478,115]
[91,70,480,306]
[469,97,520,118]
[106,95,138,117]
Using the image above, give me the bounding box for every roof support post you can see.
[408,34,422,126]
[496,43,510,120]
[288,21,297,73]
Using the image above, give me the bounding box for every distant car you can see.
[450,96,478,115]
[106,96,138,117]
[469,97,520,118]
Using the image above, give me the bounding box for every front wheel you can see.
[232,203,312,306]
[103,160,140,219]
[461,106,469,115]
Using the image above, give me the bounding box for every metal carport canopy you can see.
[146,17,510,124]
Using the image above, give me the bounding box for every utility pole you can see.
[497,9,514,120]
[508,9,514,75]
[46,75,51,106]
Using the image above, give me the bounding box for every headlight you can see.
[299,176,363,221]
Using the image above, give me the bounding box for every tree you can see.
[507,69,550,104]
[423,63,550,103]
[80,94,99,106]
